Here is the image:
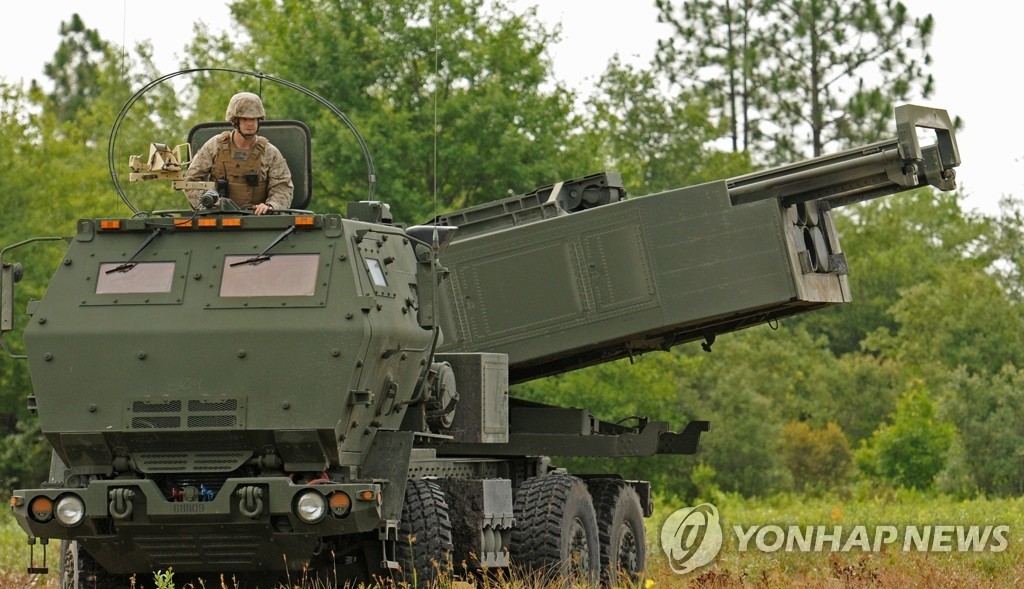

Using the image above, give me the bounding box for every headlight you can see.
[29,496,54,523]
[294,490,326,523]
[55,495,85,527]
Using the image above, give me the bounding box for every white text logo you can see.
[734,525,1010,553]
[660,503,723,574]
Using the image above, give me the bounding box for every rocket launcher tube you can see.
[431,104,962,383]
[727,104,960,210]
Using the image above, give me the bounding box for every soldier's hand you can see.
[253,203,274,215]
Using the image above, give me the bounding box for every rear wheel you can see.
[395,479,454,587]
[588,479,646,586]
[512,474,600,583]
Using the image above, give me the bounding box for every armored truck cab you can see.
[16,211,434,573]
[3,104,960,587]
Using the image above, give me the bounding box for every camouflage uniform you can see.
[184,92,294,210]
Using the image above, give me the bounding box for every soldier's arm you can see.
[183,141,217,207]
[265,145,294,210]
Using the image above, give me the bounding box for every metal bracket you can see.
[171,180,216,191]
[378,519,400,571]
[27,536,49,575]
[894,104,961,171]
[656,420,710,454]
[829,253,849,276]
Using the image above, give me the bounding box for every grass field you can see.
[3,490,1023,588]
[647,490,1024,588]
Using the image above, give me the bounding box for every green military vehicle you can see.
[3,88,959,587]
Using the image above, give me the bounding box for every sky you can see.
[1,1,1019,217]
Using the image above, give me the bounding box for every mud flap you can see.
[360,430,414,571]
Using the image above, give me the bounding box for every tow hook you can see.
[109,488,135,520]
[236,486,263,519]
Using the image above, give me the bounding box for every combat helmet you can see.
[225,92,266,121]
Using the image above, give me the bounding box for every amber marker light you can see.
[358,490,375,502]
[197,218,218,228]
[10,496,23,507]
[222,218,242,227]
[173,219,193,228]
[294,216,315,227]
[329,492,352,517]
[99,220,122,230]
[29,496,54,522]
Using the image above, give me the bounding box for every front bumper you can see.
[11,477,383,573]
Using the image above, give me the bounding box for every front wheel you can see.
[60,541,105,589]
[512,474,600,583]
[395,479,454,587]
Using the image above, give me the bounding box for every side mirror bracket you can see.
[1,236,66,359]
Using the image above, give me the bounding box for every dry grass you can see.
[646,490,1024,589]
[648,552,1024,589]
[3,491,1022,588]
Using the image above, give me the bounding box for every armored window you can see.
[219,254,319,297]
[365,258,388,287]
[96,262,176,294]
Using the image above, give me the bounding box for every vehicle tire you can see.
[395,479,454,587]
[512,474,600,583]
[588,479,647,586]
[60,540,113,589]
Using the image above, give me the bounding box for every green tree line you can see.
[1,0,1021,501]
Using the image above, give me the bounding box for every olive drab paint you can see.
[4,104,960,583]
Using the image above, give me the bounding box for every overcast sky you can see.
[1,1,1018,217]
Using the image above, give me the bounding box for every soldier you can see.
[185,92,293,215]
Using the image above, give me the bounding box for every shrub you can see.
[855,386,954,490]
[779,421,853,492]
